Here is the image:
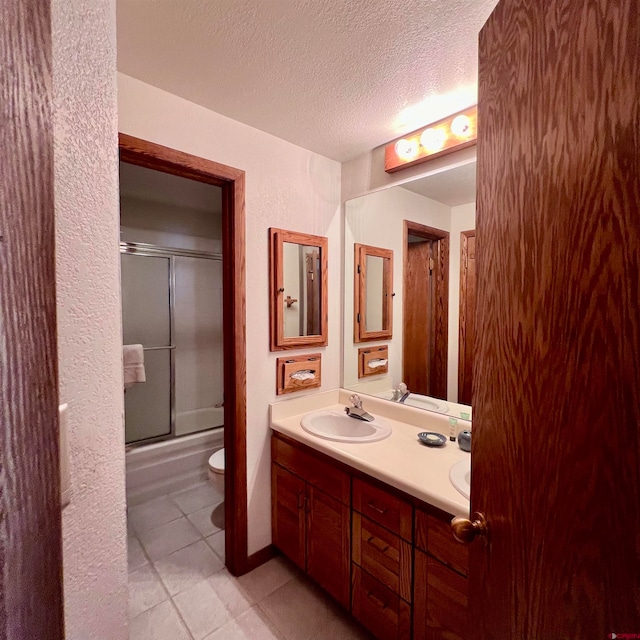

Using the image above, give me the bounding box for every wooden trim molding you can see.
[118,134,250,575]
[2,2,64,635]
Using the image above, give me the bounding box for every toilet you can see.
[208,448,225,494]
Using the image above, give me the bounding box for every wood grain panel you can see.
[353,514,412,602]
[271,464,306,570]
[457,231,475,406]
[352,477,413,541]
[474,0,640,635]
[352,566,412,640]
[306,485,351,608]
[1,2,64,636]
[414,510,469,577]
[119,134,250,575]
[271,435,350,504]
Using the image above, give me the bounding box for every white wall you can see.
[52,0,128,638]
[343,187,451,388]
[447,202,476,401]
[117,73,343,554]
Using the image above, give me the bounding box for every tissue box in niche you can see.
[276,354,322,395]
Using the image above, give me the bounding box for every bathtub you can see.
[126,424,224,506]
[176,405,224,436]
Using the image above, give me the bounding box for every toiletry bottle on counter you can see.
[449,417,458,442]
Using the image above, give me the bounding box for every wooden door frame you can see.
[458,229,475,405]
[118,134,251,575]
[2,1,65,636]
[402,220,449,399]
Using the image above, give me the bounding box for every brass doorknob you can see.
[451,512,488,544]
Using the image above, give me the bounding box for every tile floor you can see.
[128,481,373,640]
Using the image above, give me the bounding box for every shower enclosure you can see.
[121,241,224,444]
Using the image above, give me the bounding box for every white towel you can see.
[123,344,146,389]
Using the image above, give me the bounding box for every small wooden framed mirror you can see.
[354,243,393,342]
[269,228,328,350]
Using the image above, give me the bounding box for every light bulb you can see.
[451,114,472,138]
[420,127,447,153]
[394,139,419,161]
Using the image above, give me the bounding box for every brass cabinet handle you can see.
[366,501,387,515]
[451,512,488,544]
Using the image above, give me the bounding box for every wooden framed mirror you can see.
[354,243,394,342]
[269,228,328,350]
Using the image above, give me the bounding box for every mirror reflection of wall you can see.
[343,161,476,420]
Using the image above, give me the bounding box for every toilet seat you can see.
[208,448,225,474]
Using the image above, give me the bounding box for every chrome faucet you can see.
[345,394,375,422]
[391,382,410,403]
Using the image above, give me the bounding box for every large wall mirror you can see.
[270,228,328,350]
[342,160,476,420]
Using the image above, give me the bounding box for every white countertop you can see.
[270,389,470,517]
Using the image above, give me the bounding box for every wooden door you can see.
[1,2,65,638]
[306,485,351,608]
[271,465,305,570]
[471,0,640,636]
[403,221,449,399]
[458,231,476,405]
[404,240,432,394]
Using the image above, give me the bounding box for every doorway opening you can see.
[119,134,248,578]
[402,220,449,399]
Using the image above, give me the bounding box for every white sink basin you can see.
[449,458,471,499]
[403,395,449,414]
[301,409,392,443]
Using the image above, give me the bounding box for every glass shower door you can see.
[121,253,173,443]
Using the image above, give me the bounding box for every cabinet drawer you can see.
[272,435,350,504]
[352,477,412,540]
[415,509,468,577]
[352,566,411,640]
[352,513,412,602]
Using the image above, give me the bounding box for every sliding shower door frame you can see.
[120,242,224,446]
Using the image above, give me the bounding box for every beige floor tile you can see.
[129,600,191,640]
[171,482,222,515]
[202,619,248,640]
[208,569,254,617]
[128,535,148,572]
[154,539,224,596]
[172,579,233,639]
[235,606,286,640]
[188,504,222,537]
[236,556,298,603]
[128,564,168,619]
[259,576,338,640]
[205,530,225,561]
[138,516,201,561]
[128,495,183,534]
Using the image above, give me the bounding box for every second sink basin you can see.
[301,409,392,443]
[449,458,471,499]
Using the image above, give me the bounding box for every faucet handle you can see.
[349,394,363,409]
[397,382,407,394]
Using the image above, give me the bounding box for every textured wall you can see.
[52,1,128,638]
[118,73,342,554]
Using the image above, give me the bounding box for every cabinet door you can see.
[272,464,306,570]
[306,484,351,608]
[414,549,468,640]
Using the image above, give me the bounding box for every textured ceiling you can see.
[117,0,499,162]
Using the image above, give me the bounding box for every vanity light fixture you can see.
[384,104,477,173]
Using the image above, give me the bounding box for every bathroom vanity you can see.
[270,391,471,640]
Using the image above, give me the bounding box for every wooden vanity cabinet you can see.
[271,433,469,639]
[271,435,351,608]
[413,508,469,640]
